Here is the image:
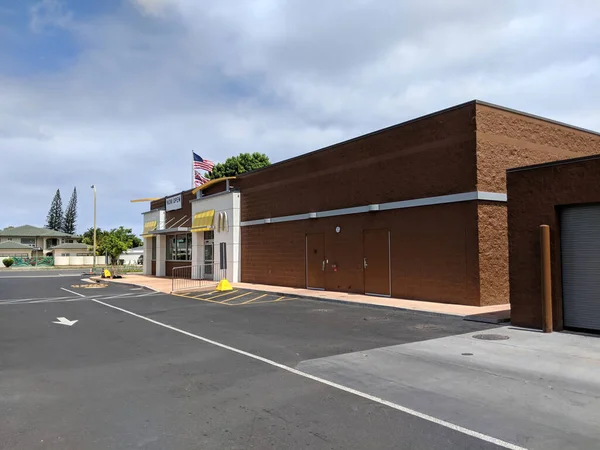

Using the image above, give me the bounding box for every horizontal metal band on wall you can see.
[240,191,507,227]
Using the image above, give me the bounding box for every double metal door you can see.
[305,230,390,296]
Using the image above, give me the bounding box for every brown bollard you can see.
[540,225,552,333]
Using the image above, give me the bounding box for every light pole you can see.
[91,185,97,273]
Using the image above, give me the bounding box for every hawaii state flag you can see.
[194,170,209,187]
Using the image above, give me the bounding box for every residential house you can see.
[0,225,80,257]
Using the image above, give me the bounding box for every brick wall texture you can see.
[475,104,600,306]
[241,202,481,305]
[237,104,478,222]
[234,102,600,306]
[147,101,600,308]
[508,156,600,329]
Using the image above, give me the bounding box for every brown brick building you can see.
[508,155,600,331]
[138,100,600,309]
[235,101,600,306]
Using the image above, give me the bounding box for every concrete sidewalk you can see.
[298,326,600,450]
[92,274,510,322]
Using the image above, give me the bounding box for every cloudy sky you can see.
[1,0,599,235]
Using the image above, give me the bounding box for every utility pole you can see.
[91,185,97,274]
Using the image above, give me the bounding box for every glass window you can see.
[166,235,176,261]
[204,230,214,240]
[151,237,156,261]
[166,234,192,261]
[21,238,35,246]
[176,234,187,260]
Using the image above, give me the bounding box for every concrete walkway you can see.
[298,326,600,450]
[93,274,510,322]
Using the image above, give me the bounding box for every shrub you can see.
[2,258,14,268]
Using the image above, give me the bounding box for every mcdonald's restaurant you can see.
[135,100,600,318]
[140,177,240,282]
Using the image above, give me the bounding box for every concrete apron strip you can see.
[90,297,526,450]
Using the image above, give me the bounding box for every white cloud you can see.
[131,0,177,17]
[0,0,599,233]
[29,0,72,32]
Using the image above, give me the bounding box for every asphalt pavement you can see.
[1,272,592,449]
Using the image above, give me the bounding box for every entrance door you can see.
[561,204,600,331]
[363,229,391,296]
[204,239,214,280]
[306,233,325,289]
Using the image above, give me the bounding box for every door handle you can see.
[363,257,368,269]
[322,260,326,271]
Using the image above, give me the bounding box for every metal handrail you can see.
[171,263,227,292]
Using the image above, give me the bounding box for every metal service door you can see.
[306,233,325,289]
[561,204,600,331]
[363,229,391,297]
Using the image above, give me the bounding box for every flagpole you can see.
[191,150,194,189]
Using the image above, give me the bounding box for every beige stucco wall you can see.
[0,247,33,259]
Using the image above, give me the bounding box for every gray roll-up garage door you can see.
[561,204,600,331]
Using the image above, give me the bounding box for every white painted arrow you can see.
[53,317,78,326]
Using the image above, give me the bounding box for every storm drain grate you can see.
[472,334,510,341]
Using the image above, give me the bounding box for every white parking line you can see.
[0,274,82,279]
[60,288,87,298]
[91,298,527,450]
[100,293,142,300]
[0,296,73,304]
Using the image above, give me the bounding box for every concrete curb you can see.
[464,314,511,325]
[236,287,510,323]
[86,276,510,324]
[90,276,161,293]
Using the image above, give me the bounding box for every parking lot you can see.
[3,271,597,449]
[173,287,299,306]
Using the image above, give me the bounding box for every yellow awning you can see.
[141,220,157,237]
[130,198,160,203]
[191,210,215,232]
[191,177,236,195]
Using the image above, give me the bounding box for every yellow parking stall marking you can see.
[221,291,254,303]
[191,291,218,299]
[172,290,298,306]
[204,290,241,301]
[172,293,234,305]
[239,293,269,305]
[251,296,296,305]
[71,284,108,289]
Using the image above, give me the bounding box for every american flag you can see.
[193,152,215,172]
[194,170,209,187]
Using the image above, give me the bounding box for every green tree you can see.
[100,233,130,264]
[83,226,142,259]
[45,189,63,231]
[110,226,143,249]
[62,187,78,234]
[82,227,106,249]
[207,152,271,180]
